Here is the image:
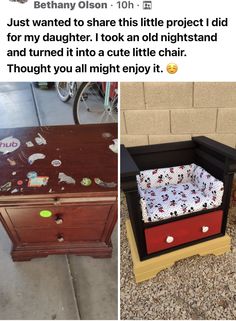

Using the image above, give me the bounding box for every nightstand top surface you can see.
[0,124,117,199]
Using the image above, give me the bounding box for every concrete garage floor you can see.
[0,83,118,320]
[120,193,236,320]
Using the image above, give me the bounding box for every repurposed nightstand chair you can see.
[121,137,236,282]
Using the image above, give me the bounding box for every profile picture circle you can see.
[9,0,28,3]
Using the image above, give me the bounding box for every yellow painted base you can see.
[126,219,231,283]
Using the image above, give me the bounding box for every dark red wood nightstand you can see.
[0,124,117,261]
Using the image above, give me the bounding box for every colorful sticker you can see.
[28,176,49,187]
[40,210,52,218]
[7,158,16,166]
[17,180,23,186]
[80,178,92,187]
[109,139,118,154]
[12,171,16,176]
[102,132,112,139]
[0,182,12,192]
[0,136,21,154]
[28,153,46,165]
[94,178,117,188]
[35,133,47,145]
[58,172,76,184]
[26,141,34,147]
[27,171,38,179]
[51,159,62,167]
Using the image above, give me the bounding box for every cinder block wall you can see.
[121,82,236,148]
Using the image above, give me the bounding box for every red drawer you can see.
[145,210,223,254]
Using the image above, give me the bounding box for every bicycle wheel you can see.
[55,82,71,102]
[73,82,118,124]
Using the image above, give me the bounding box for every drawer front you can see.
[145,210,223,254]
[6,204,111,228]
[16,226,105,244]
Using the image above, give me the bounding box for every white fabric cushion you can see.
[137,163,196,190]
[137,163,224,223]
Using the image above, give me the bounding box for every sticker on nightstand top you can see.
[58,172,76,184]
[102,132,112,139]
[40,210,52,218]
[35,133,47,145]
[26,141,34,147]
[11,188,19,194]
[27,171,38,179]
[7,158,16,166]
[12,171,16,176]
[0,181,12,192]
[94,178,117,188]
[0,136,21,155]
[17,180,23,186]
[51,159,62,167]
[80,177,92,187]
[109,139,118,154]
[28,153,46,165]
[28,176,49,187]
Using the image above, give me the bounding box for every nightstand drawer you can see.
[6,204,111,228]
[145,210,223,254]
[15,225,105,244]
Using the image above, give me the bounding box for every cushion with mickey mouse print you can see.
[136,164,224,222]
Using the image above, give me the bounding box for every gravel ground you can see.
[120,193,236,320]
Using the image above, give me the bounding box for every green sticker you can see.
[40,210,52,218]
[80,178,92,187]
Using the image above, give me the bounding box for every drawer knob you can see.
[54,198,61,205]
[55,216,63,225]
[166,236,174,243]
[202,226,209,233]
[57,234,64,242]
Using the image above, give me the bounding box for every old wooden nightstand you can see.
[0,124,117,261]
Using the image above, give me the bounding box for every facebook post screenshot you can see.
[1,0,236,320]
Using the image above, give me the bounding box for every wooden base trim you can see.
[11,242,113,261]
[126,219,231,283]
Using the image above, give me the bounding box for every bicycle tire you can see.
[55,82,71,102]
[73,82,118,125]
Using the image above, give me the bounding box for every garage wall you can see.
[121,82,236,148]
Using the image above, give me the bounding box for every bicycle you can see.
[55,82,77,102]
[73,82,118,124]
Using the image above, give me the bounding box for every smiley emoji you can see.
[167,63,178,74]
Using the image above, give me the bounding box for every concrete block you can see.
[149,135,191,145]
[121,135,148,147]
[217,108,236,133]
[144,82,193,109]
[171,109,217,134]
[125,110,170,135]
[121,83,145,110]
[194,83,236,108]
[121,112,126,134]
[192,134,236,148]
